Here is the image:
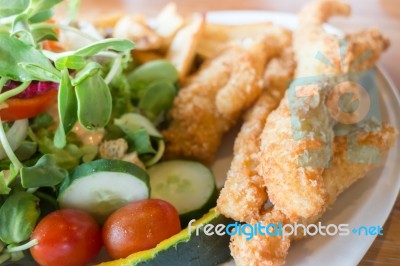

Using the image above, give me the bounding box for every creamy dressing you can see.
[47,102,104,146]
[72,123,104,146]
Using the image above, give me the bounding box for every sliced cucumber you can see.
[114,113,162,138]
[58,159,150,223]
[148,160,217,226]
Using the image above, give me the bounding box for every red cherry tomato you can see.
[0,89,58,121]
[30,209,102,266]
[102,199,181,259]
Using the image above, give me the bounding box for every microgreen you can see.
[0,0,135,261]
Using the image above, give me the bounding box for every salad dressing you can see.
[72,123,104,146]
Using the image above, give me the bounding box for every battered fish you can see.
[258,0,389,221]
[226,0,395,265]
[231,124,397,266]
[162,29,291,164]
[217,47,296,222]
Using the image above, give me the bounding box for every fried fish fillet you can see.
[231,123,397,266]
[227,0,395,265]
[258,0,389,221]
[217,47,296,222]
[218,2,391,226]
[258,0,351,221]
[162,30,291,164]
[231,211,291,266]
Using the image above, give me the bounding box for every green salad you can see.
[0,1,220,265]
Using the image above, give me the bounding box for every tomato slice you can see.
[0,89,58,121]
[42,40,64,52]
[41,19,64,52]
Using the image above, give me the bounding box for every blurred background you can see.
[57,0,399,89]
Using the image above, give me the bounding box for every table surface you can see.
[72,1,400,265]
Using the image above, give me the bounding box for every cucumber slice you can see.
[58,159,150,223]
[114,113,162,138]
[148,160,217,226]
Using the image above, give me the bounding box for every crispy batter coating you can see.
[294,0,351,77]
[258,0,351,221]
[343,28,390,72]
[231,123,397,266]
[258,0,389,221]
[217,47,296,222]
[323,124,397,206]
[258,103,328,220]
[231,232,290,266]
[162,32,290,164]
[230,212,291,266]
[227,1,395,265]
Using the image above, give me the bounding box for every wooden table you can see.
[71,0,400,265]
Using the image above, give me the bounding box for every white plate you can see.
[209,11,400,266]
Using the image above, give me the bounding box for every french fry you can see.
[113,15,163,50]
[153,3,185,49]
[166,13,205,80]
[197,22,290,58]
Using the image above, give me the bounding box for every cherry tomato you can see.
[0,89,57,121]
[30,209,102,266]
[103,199,181,259]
